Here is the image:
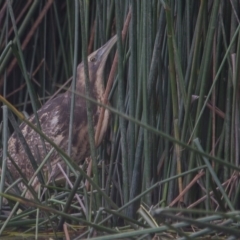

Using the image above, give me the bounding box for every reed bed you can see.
[0,0,240,239]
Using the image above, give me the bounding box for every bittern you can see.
[5,35,117,198]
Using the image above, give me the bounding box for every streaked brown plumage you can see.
[5,36,117,198]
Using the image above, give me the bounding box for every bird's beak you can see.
[91,35,117,68]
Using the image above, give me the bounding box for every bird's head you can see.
[76,35,117,102]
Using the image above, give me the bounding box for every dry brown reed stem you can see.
[0,0,54,87]
[88,20,96,54]
[187,175,238,210]
[6,59,45,98]
[85,9,131,192]
[94,9,132,144]
[7,0,32,40]
[0,1,8,24]
[63,223,70,240]
[0,0,32,47]
[169,170,205,207]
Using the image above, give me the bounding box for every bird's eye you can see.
[90,57,96,62]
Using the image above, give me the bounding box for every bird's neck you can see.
[72,69,105,103]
